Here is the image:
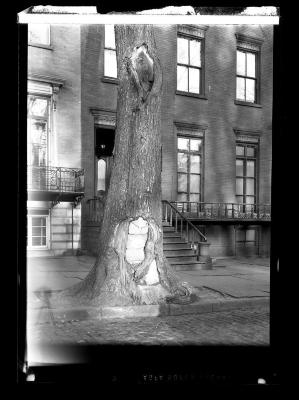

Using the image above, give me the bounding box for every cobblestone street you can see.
[28,305,269,346]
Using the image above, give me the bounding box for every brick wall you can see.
[27,24,272,258]
[28,25,82,169]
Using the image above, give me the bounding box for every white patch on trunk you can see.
[143,259,159,285]
[128,217,149,235]
[126,218,148,264]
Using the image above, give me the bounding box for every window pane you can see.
[177,193,187,202]
[105,25,116,49]
[178,137,189,150]
[237,50,246,75]
[189,40,201,67]
[190,174,200,193]
[236,159,244,176]
[177,37,188,64]
[32,227,42,236]
[246,196,255,204]
[236,77,245,100]
[236,229,246,242]
[97,159,106,191]
[246,160,255,177]
[190,155,200,173]
[29,98,48,117]
[42,237,47,246]
[189,68,200,94]
[236,145,245,156]
[32,237,42,246]
[104,49,117,78]
[28,24,50,45]
[190,139,202,152]
[236,195,243,204]
[246,79,255,103]
[246,52,256,78]
[246,179,255,195]
[177,65,188,92]
[30,121,47,166]
[190,193,200,202]
[236,178,243,195]
[178,174,187,192]
[246,229,256,242]
[178,153,188,172]
[246,146,255,157]
[31,217,45,227]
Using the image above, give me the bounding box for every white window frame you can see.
[104,25,117,79]
[27,214,50,249]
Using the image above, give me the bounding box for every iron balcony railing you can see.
[170,201,271,221]
[86,198,271,223]
[27,165,84,193]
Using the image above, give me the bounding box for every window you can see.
[27,95,50,167]
[28,24,50,46]
[235,34,263,105]
[177,136,203,211]
[236,49,258,103]
[27,94,51,191]
[27,215,48,248]
[104,25,117,78]
[236,227,257,246]
[177,36,202,94]
[236,143,257,211]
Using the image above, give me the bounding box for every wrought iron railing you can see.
[170,201,271,221]
[27,165,84,193]
[163,199,207,241]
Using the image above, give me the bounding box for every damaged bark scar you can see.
[113,217,161,288]
[126,43,155,108]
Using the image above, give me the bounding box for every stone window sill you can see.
[28,43,53,50]
[234,100,262,108]
[102,77,119,85]
[176,90,207,100]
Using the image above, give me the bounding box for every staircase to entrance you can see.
[162,200,212,270]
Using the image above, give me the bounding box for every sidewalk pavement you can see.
[26,255,269,321]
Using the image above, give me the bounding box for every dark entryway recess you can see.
[95,127,115,158]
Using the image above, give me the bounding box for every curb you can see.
[28,296,269,323]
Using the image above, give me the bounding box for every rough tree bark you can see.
[54,25,197,307]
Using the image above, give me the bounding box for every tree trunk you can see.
[55,25,196,307]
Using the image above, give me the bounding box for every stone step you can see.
[163,250,195,257]
[162,226,176,232]
[163,237,186,243]
[168,256,198,263]
[163,232,182,238]
[163,243,190,250]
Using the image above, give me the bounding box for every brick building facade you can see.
[27,24,272,258]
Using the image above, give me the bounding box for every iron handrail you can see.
[162,200,207,242]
